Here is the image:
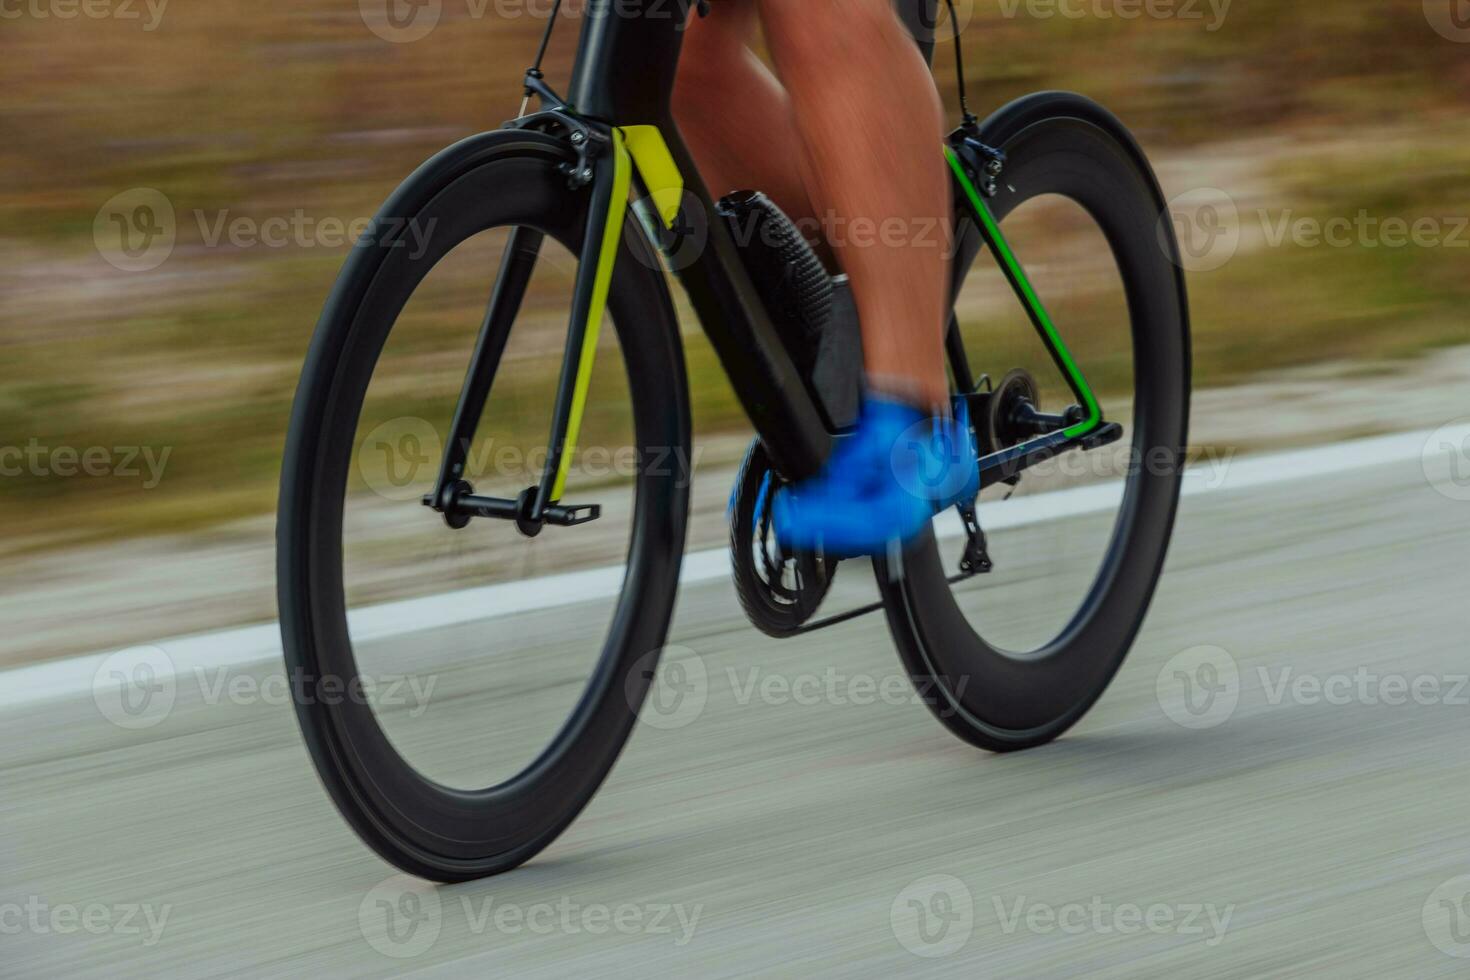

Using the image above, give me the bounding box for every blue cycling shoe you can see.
[772,394,980,558]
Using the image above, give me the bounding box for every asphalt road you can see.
[5,435,1470,977]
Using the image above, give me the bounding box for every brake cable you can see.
[942,0,977,127]
[518,0,566,118]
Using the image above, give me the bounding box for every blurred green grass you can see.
[1,0,1467,549]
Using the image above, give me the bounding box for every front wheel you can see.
[277,130,690,880]
[879,93,1191,752]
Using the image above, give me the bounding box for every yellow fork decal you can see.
[621,125,684,229]
[550,129,632,502]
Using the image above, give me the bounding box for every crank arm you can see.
[978,421,1124,490]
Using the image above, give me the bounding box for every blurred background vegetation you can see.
[2,0,1467,552]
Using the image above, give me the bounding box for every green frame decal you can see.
[945,146,1103,439]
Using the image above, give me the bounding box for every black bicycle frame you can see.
[426,0,1115,533]
[567,0,832,481]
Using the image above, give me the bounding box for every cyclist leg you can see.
[675,0,971,556]
[756,0,949,411]
[756,0,969,556]
[673,0,831,261]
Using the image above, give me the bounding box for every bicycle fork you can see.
[423,124,630,536]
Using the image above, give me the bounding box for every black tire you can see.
[877,93,1191,752]
[276,130,691,881]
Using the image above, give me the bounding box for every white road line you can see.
[1,424,1458,710]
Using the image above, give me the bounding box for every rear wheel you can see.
[277,131,690,880]
[878,93,1191,752]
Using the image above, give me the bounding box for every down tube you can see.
[634,127,834,480]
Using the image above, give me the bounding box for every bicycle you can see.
[278,0,1190,881]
